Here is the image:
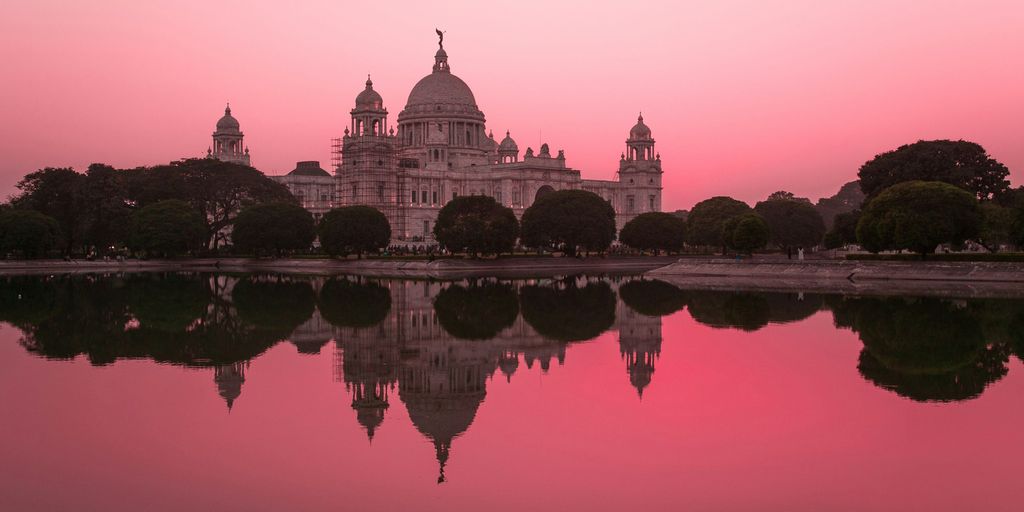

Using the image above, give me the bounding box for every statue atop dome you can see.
[435,28,444,49]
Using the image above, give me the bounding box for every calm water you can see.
[1,273,1023,511]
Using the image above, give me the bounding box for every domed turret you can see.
[355,76,384,110]
[209,103,250,166]
[497,130,519,163]
[350,76,389,137]
[216,104,240,132]
[629,113,652,140]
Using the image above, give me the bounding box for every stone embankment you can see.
[646,259,1024,298]
[0,256,679,280]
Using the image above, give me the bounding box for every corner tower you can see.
[618,114,663,225]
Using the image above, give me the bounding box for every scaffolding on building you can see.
[335,133,409,240]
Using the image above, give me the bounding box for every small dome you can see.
[355,76,384,110]
[288,161,331,177]
[216,104,240,132]
[629,114,652,140]
[498,131,518,152]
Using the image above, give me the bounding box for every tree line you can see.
[2,139,1022,259]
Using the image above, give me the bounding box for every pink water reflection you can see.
[1,290,1022,511]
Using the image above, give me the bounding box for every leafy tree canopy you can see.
[723,213,769,254]
[521,190,616,254]
[754,198,826,249]
[433,196,519,255]
[318,206,391,257]
[856,181,980,256]
[128,200,207,257]
[233,202,315,255]
[619,212,687,253]
[685,196,752,249]
[126,159,295,249]
[0,209,61,258]
[858,140,1010,201]
[814,181,864,229]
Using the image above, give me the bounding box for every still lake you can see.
[1,272,1022,511]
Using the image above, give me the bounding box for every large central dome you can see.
[398,47,485,122]
[406,72,477,108]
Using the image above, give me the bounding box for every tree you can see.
[318,206,390,257]
[433,196,518,256]
[619,212,687,254]
[0,209,61,258]
[754,198,825,253]
[520,190,616,255]
[128,200,206,257]
[815,181,864,229]
[232,202,316,256]
[12,167,85,253]
[723,213,769,254]
[126,159,296,249]
[824,210,861,249]
[685,196,752,252]
[765,190,810,203]
[856,181,981,257]
[858,140,1010,201]
[79,164,132,254]
[977,202,1016,252]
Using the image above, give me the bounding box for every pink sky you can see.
[1,0,1021,211]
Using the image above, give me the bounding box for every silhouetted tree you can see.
[0,209,61,258]
[79,164,132,254]
[824,210,861,249]
[433,196,518,256]
[856,181,980,256]
[723,213,769,254]
[128,200,207,257]
[520,190,616,255]
[858,140,1010,201]
[977,202,1016,252]
[125,159,295,249]
[318,206,391,258]
[232,202,315,256]
[11,167,85,253]
[685,196,752,252]
[754,199,825,253]
[619,212,687,254]
[814,181,864,229]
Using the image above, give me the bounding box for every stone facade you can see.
[216,37,664,243]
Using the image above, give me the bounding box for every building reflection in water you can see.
[6,273,1024,482]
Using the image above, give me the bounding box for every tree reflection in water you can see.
[6,272,1024,483]
[432,281,519,340]
[519,279,616,342]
